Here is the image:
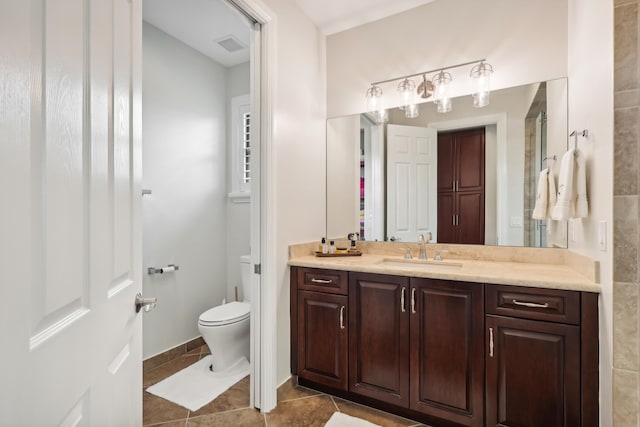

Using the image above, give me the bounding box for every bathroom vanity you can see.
[289,243,599,427]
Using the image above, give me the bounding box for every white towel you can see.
[532,168,557,219]
[551,149,588,220]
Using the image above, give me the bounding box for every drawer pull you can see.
[411,288,417,314]
[311,278,333,284]
[401,287,406,312]
[512,299,549,309]
[340,306,345,329]
[489,327,494,357]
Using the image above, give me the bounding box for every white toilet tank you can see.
[240,254,251,302]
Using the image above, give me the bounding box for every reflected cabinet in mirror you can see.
[326,79,568,248]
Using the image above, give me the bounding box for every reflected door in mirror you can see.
[387,125,438,243]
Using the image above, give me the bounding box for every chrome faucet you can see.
[418,234,427,260]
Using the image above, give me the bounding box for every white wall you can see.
[260,0,327,384]
[226,62,251,302]
[567,0,614,424]
[326,0,568,118]
[142,23,229,358]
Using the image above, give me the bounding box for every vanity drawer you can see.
[486,284,580,325]
[297,267,348,295]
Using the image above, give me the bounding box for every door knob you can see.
[135,293,157,313]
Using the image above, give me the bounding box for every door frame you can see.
[225,0,277,412]
[429,114,506,245]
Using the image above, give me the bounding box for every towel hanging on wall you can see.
[532,168,557,220]
[551,148,588,220]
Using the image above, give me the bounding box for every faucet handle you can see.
[399,248,413,259]
[434,249,449,261]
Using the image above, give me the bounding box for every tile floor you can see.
[143,345,428,426]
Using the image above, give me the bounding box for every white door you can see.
[1,1,143,425]
[386,124,438,243]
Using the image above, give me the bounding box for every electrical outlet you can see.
[510,216,523,227]
[599,221,607,251]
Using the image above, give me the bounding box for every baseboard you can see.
[143,336,206,373]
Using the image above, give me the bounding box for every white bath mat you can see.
[146,355,250,412]
[325,412,381,427]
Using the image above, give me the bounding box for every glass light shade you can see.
[436,97,452,113]
[374,107,388,124]
[471,61,493,108]
[397,78,416,110]
[432,70,452,113]
[405,103,419,118]
[366,85,383,113]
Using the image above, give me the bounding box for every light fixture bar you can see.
[370,59,486,86]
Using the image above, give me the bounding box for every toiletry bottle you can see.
[349,238,357,253]
[329,240,336,254]
[319,237,328,254]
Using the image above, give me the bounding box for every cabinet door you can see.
[457,128,485,192]
[410,279,484,427]
[349,273,410,407]
[486,315,580,427]
[437,192,456,244]
[457,191,485,244]
[297,290,348,390]
[438,132,456,192]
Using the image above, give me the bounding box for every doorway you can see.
[141,0,264,416]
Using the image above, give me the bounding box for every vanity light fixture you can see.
[365,59,492,117]
[470,60,493,108]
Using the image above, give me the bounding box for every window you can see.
[230,94,251,201]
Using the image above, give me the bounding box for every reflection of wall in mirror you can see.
[326,116,359,240]
[546,79,568,248]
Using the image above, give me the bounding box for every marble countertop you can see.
[288,242,601,293]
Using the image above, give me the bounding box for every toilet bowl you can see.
[198,254,251,372]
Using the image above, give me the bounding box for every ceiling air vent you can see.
[215,35,246,53]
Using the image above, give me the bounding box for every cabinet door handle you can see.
[411,288,417,314]
[401,287,406,312]
[311,278,332,284]
[452,181,456,192]
[512,299,549,309]
[339,306,345,329]
[452,215,456,226]
[455,180,459,192]
[456,214,459,226]
[489,327,494,358]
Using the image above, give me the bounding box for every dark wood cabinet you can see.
[291,268,599,427]
[349,273,484,426]
[349,272,410,406]
[410,279,484,427]
[437,128,485,244]
[485,315,580,427]
[485,284,597,427]
[292,268,349,391]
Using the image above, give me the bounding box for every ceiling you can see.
[143,0,437,66]
[143,0,252,67]
[294,0,438,35]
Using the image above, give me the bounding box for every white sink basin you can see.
[379,258,463,270]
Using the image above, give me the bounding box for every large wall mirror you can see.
[326,78,568,248]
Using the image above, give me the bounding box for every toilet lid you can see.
[199,301,250,326]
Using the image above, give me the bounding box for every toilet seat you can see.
[199,301,250,326]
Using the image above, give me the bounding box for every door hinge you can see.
[254,264,261,274]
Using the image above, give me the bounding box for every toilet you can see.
[198,254,251,372]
